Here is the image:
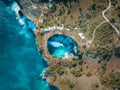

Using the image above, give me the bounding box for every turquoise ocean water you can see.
[0,1,59,90]
[47,34,78,58]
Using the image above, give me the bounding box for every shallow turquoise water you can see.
[0,1,59,90]
[47,34,78,58]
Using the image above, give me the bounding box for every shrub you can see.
[91,83,99,90]
[71,70,82,77]
[101,61,107,74]
[69,61,77,68]
[68,81,75,88]
[56,66,65,76]
[78,60,84,65]
[100,71,120,89]
[85,71,92,77]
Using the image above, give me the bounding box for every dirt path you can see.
[91,0,120,43]
[91,21,107,43]
[102,0,120,35]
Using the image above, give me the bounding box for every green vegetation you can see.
[36,32,44,54]
[77,51,83,60]
[78,60,84,65]
[101,61,107,74]
[85,71,92,77]
[46,59,84,78]
[85,44,113,61]
[79,66,83,72]
[58,61,69,67]
[56,65,65,76]
[94,23,114,45]
[114,47,120,57]
[69,61,78,68]
[45,67,57,81]
[91,83,99,90]
[35,0,120,89]
[71,69,82,77]
[50,2,56,13]
[100,71,120,89]
[45,65,56,76]
[45,64,66,79]
[68,81,75,88]
[61,79,76,89]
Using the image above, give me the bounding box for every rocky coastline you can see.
[16,0,50,19]
[15,0,120,90]
[11,0,61,90]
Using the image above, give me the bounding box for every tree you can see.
[100,71,120,89]
[56,65,65,76]
[71,69,82,77]
[101,61,107,74]
[111,18,115,23]
[69,61,77,68]
[68,81,75,88]
[50,3,56,13]
[91,4,96,10]
[78,60,83,65]
[85,71,92,77]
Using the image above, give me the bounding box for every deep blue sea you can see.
[0,1,58,90]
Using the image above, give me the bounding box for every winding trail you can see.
[91,0,120,43]
[102,0,120,35]
[91,21,107,42]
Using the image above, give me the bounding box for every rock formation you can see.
[16,0,48,18]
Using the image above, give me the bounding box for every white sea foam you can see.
[18,18,25,25]
[74,46,77,54]
[65,52,69,58]
[11,1,26,25]
[49,41,64,47]
[11,1,20,16]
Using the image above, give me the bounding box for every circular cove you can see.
[47,34,78,58]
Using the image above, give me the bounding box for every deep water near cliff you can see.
[0,1,59,90]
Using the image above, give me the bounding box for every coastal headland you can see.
[17,0,120,90]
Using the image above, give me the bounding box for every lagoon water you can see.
[47,34,78,58]
[0,1,59,90]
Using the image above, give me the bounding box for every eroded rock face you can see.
[16,0,48,18]
[16,0,78,19]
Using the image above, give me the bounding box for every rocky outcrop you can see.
[16,0,78,19]
[16,0,48,19]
